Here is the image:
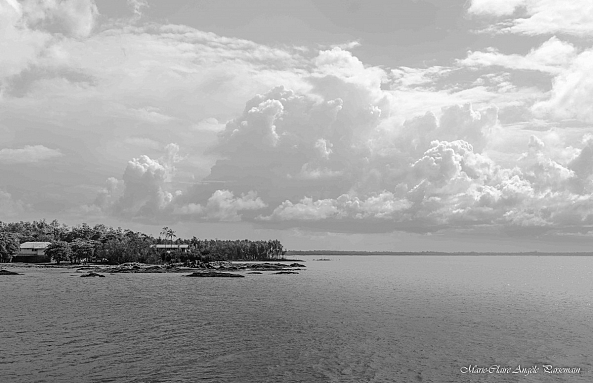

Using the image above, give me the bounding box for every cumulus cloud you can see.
[211,82,593,233]
[254,133,593,233]
[87,63,593,235]
[95,143,179,218]
[0,145,63,164]
[0,0,570,237]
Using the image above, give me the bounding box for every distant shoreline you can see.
[285,250,593,256]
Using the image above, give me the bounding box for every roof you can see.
[20,242,52,249]
[152,244,189,248]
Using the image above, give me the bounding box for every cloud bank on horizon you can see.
[2,0,593,242]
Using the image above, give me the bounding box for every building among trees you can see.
[152,244,190,253]
[13,242,52,263]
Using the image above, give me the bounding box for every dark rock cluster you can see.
[71,260,306,277]
[0,269,21,276]
[80,272,105,278]
[184,271,245,278]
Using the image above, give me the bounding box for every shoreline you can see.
[0,261,306,275]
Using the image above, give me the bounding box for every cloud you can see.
[0,145,63,164]
[86,60,593,235]
[6,0,587,237]
[468,0,593,36]
[532,49,593,122]
[95,143,179,218]
[175,190,267,222]
[0,0,51,81]
[255,133,593,233]
[89,57,552,233]
[127,0,148,20]
[262,192,411,222]
[459,37,577,74]
[211,82,593,233]
[467,0,526,17]
[20,0,98,38]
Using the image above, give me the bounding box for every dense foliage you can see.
[0,220,285,264]
[0,231,19,263]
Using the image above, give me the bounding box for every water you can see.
[2,255,593,382]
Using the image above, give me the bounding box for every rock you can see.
[274,271,299,275]
[80,272,105,278]
[184,271,244,278]
[0,269,21,276]
[247,271,263,274]
[289,263,306,268]
[245,262,292,271]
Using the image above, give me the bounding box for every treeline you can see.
[0,220,285,264]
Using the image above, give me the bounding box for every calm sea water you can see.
[2,255,593,383]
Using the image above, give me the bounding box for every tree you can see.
[160,227,169,246]
[44,241,71,265]
[70,238,96,264]
[0,232,19,263]
[166,228,177,261]
[166,228,176,247]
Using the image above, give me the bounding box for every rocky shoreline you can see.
[1,261,306,277]
[82,261,305,274]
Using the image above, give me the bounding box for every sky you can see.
[2,0,593,252]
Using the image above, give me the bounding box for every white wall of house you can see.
[19,249,46,256]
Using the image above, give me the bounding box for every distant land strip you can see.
[285,250,593,256]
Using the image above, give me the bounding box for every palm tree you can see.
[160,227,169,246]
[166,228,176,248]
[166,228,177,262]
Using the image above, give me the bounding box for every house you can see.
[13,242,52,263]
[152,244,190,253]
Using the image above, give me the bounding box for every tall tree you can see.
[160,227,169,246]
[45,241,71,265]
[0,232,19,263]
[166,228,176,248]
[69,238,96,264]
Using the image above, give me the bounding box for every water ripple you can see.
[2,256,592,382]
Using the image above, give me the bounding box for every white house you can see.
[152,244,190,253]
[14,242,52,262]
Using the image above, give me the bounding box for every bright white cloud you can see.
[175,190,267,222]
[95,144,179,218]
[262,192,411,222]
[468,0,526,17]
[5,0,593,241]
[90,68,593,234]
[460,37,577,74]
[469,0,593,36]
[533,49,593,122]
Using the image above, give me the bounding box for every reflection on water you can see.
[2,256,593,382]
